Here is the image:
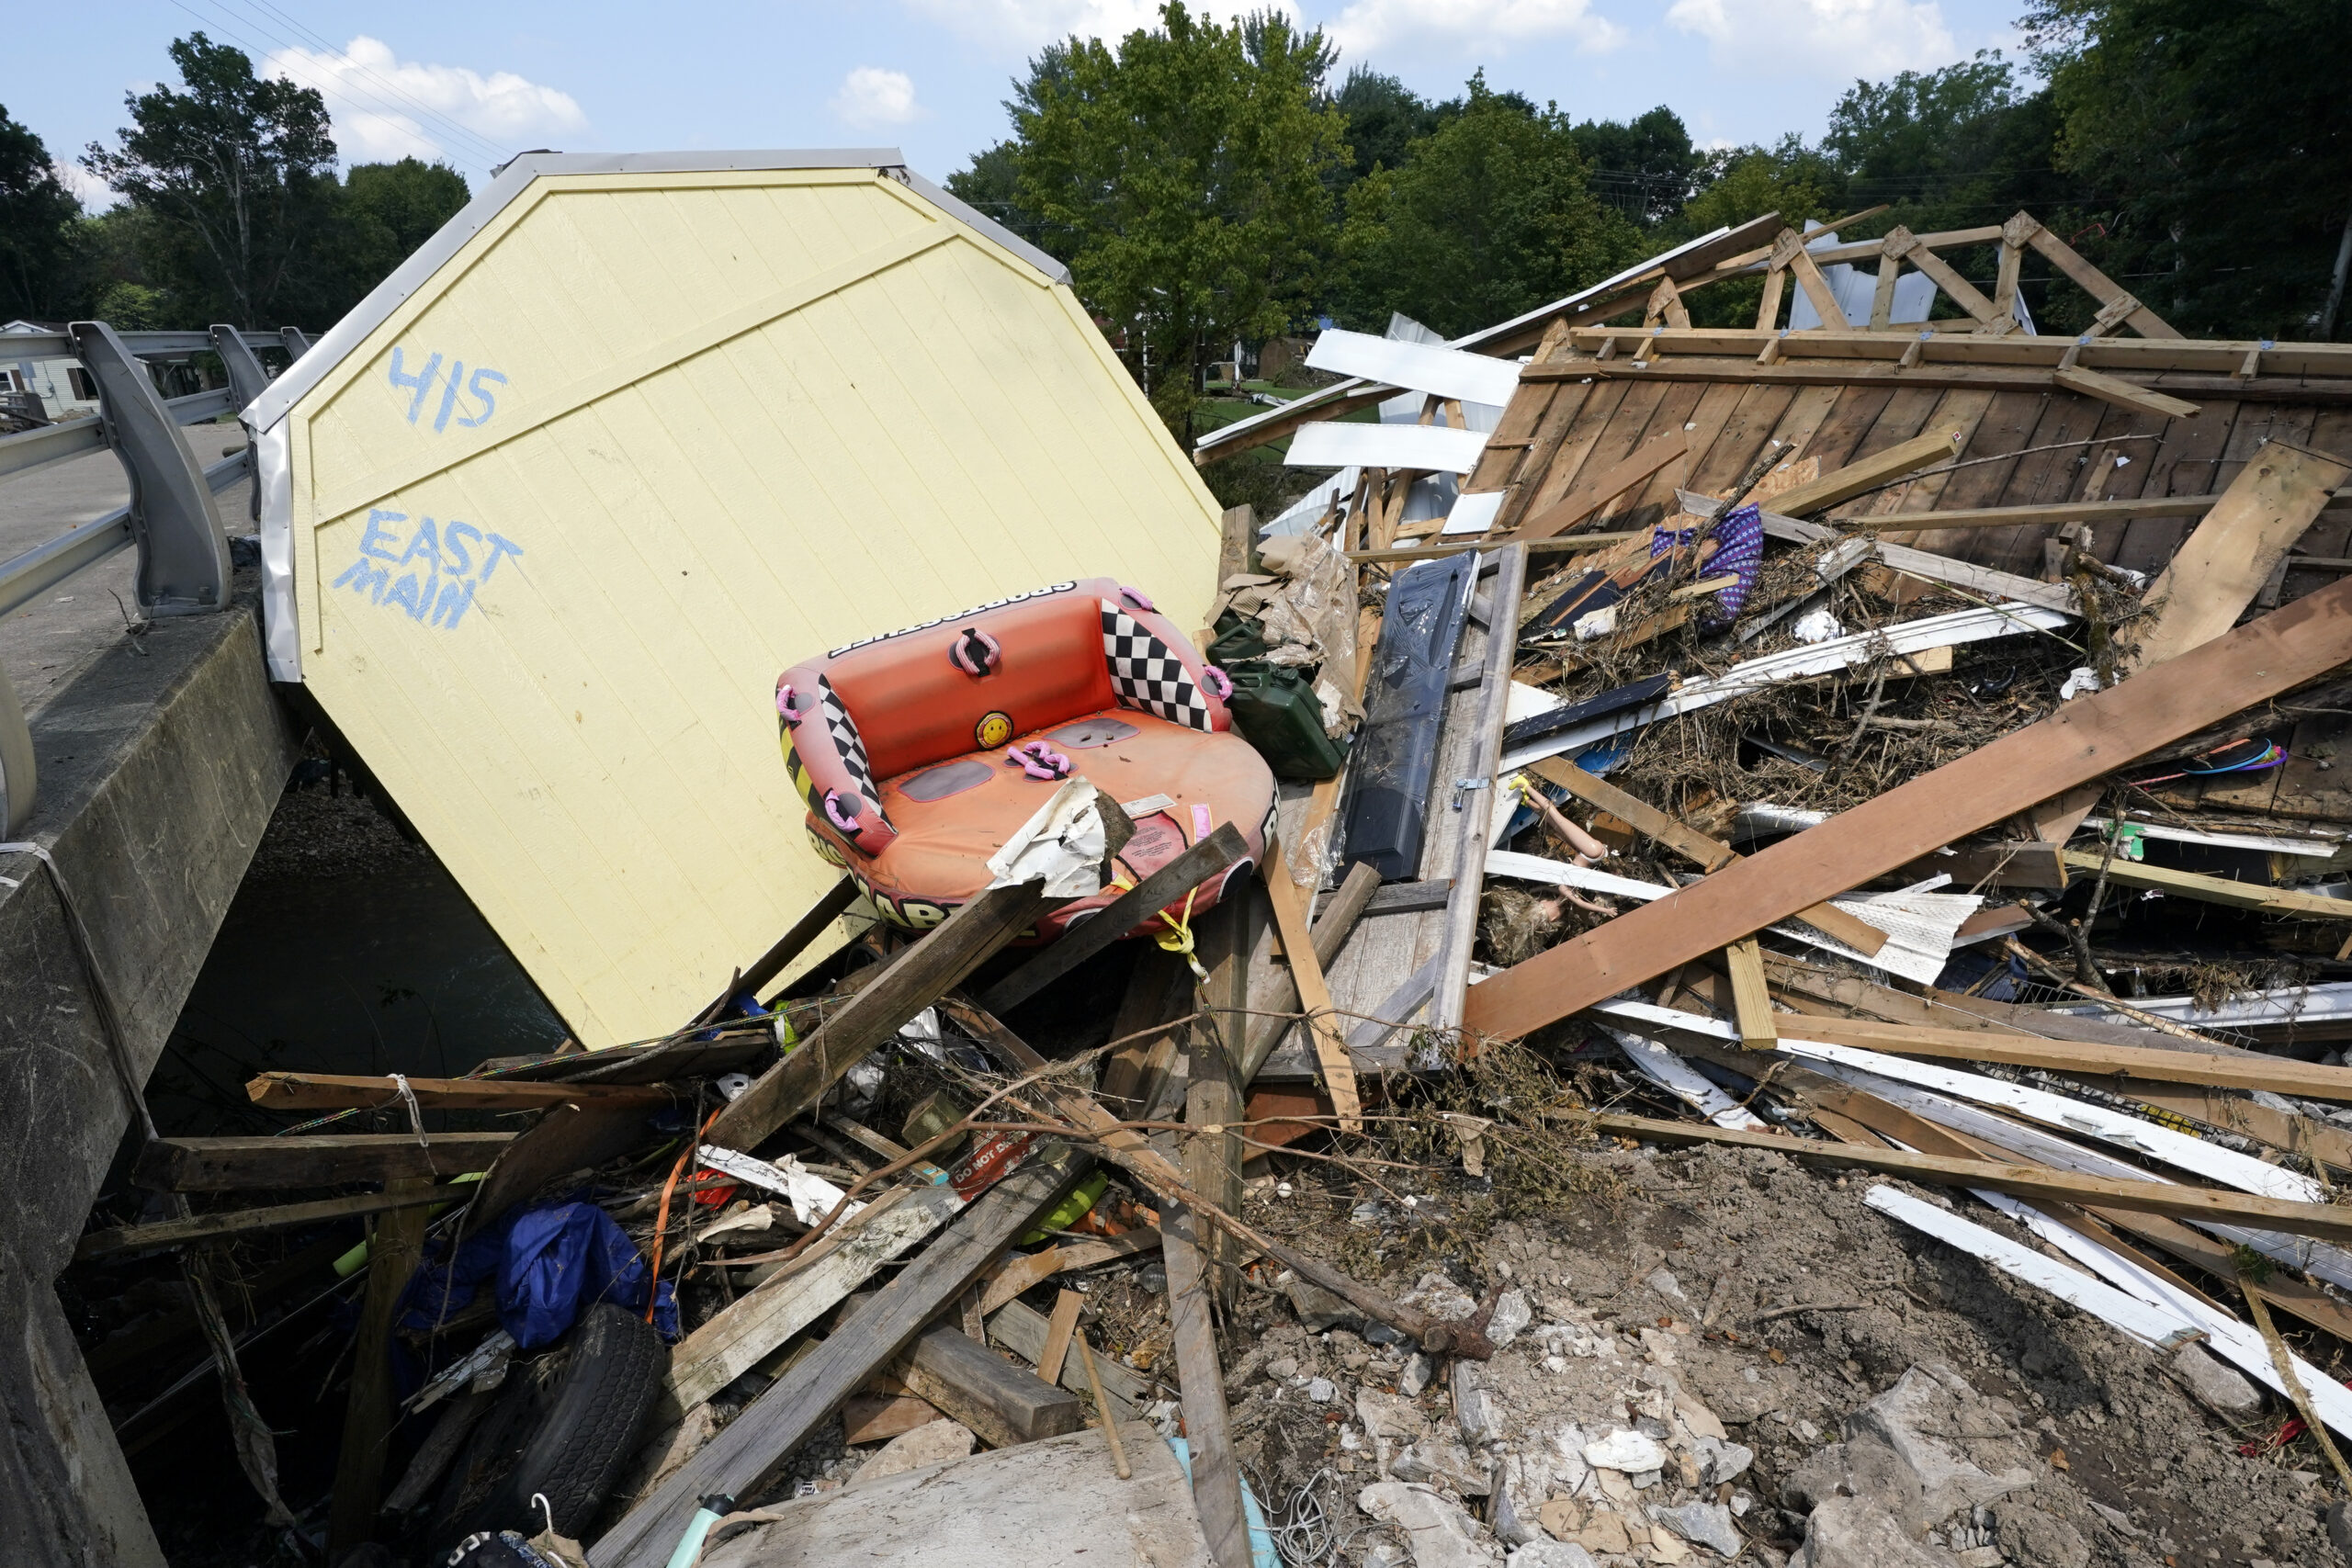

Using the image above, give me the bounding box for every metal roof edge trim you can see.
[890,167,1071,287]
[242,147,1069,434]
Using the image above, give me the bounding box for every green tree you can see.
[83,32,337,328]
[312,157,468,320]
[0,105,83,320]
[2027,0,2352,337]
[1569,106,1701,226]
[1007,4,1350,434]
[1334,67,1434,185]
[1338,73,1640,339]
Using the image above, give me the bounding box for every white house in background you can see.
[0,321,101,420]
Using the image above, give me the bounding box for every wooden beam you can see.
[1523,757,1887,954]
[662,1185,962,1418]
[328,1179,434,1556]
[1036,1290,1083,1387]
[1260,842,1363,1130]
[1535,355,2341,406]
[2133,445,2352,671]
[1464,571,2352,1041]
[76,1184,455,1260]
[1347,531,1645,564]
[1240,861,1382,1083]
[132,1133,514,1191]
[890,1322,1085,1450]
[1869,491,2350,536]
[978,826,1245,1015]
[1724,940,1778,1047]
[245,1071,668,1112]
[2054,849,2352,919]
[1513,434,1689,540]
[1887,229,2010,334]
[2058,1077,2352,1172]
[690,874,859,1026]
[1552,324,2344,375]
[1806,224,2007,267]
[1164,1203,1250,1568]
[590,1144,1092,1566]
[1569,1111,2352,1247]
[1762,427,1962,517]
[705,878,1051,1155]
[1785,244,1851,331]
[1775,1013,2352,1103]
[2053,364,2200,421]
[2025,221,2182,338]
[978,1231,1160,1317]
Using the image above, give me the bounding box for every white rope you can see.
[390,1072,430,1148]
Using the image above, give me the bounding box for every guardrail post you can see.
[0,665,31,836]
[208,324,273,411]
[69,321,231,616]
[280,327,312,359]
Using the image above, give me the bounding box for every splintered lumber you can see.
[1164,1203,1250,1568]
[988,1297,1158,1417]
[662,1184,963,1419]
[245,1071,667,1111]
[1771,1014,2352,1103]
[1241,862,1383,1084]
[1037,1290,1082,1386]
[689,873,859,1026]
[1516,432,1690,539]
[2133,446,2352,672]
[133,1133,516,1191]
[705,877,1050,1155]
[328,1179,433,1555]
[978,1231,1160,1317]
[890,1322,1085,1450]
[75,1184,455,1260]
[589,1143,1092,1567]
[2052,364,2199,421]
[978,826,1246,1015]
[2057,1077,2352,1172]
[1571,1111,2352,1247]
[1463,571,2352,1042]
[1526,757,1885,954]
[1260,842,1363,1130]
[941,998,1493,1359]
[1724,941,1777,1047]
[2054,849,2352,919]
[1764,428,1961,517]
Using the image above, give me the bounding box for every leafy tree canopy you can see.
[1002,3,1351,434]
[0,105,83,320]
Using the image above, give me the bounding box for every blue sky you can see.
[13,0,2032,209]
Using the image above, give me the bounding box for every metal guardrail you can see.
[0,320,312,835]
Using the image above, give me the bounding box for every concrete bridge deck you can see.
[0,434,294,1563]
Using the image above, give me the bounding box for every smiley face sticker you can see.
[974,709,1014,749]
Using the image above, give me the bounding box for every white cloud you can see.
[1666,0,1958,80]
[54,162,117,214]
[899,0,1299,51]
[1329,0,1623,58]
[831,66,922,129]
[261,36,586,167]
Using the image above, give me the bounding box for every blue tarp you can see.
[398,1198,679,1351]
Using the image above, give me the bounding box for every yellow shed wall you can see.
[284,169,1223,1046]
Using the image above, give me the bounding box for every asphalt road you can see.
[0,418,253,718]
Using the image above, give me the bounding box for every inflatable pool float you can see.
[777,578,1275,941]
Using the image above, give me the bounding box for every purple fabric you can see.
[1651,502,1764,624]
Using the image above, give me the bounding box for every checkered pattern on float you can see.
[1099,600,1212,731]
[817,674,882,810]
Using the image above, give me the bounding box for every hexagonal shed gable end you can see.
[243,152,1224,1047]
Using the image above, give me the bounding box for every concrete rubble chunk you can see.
[1359,1388,1429,1444]
[1835,1362,2037,1534]
[1402,1352,1436,1396]
[1693,1434,1755,1485]
[1506,1543,1596,1568]
[1360,1481,1506,1568]
[1649,1498,1742,1557]
[1993,1501,2088,1568]
[1792,1494,1951,1568]
[1393,1437,1493,1495]
[1288,1276,1361,1332]
[1454,1361,1504,1446]
[1487,1288,1532,1348]
[2167,1342,2264,1419]
[1580,1428,1668,1474]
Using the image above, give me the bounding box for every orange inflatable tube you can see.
[776,579,1274,942]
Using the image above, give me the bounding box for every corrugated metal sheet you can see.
[277,164,1222,1045]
